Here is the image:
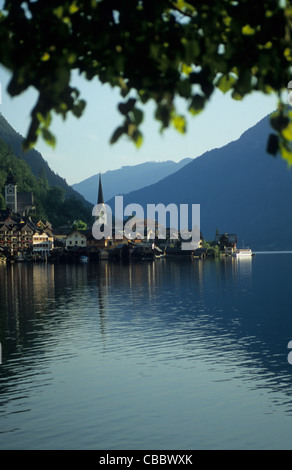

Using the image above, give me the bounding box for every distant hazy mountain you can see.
[108,115,292,251]
[0,113,91,207]
[72,159,192,204]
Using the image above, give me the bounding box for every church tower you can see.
[95,173,107,225]
[5,170,17,213]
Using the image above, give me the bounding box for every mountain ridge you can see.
[107,114,292,251]
[72,158,192,204]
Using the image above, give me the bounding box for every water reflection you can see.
[0,258,290,378]
[1,255,292,448]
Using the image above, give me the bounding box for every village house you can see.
[215,233,237,254]
[0,211,54,256]
[86,229,130,254]
[65,229,87,250]
[0,171,54,257]
[33,226,54,254]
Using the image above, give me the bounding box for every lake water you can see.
[1,254,292,450]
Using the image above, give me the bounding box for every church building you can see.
[4,170,35,216]
[4,170,17,213]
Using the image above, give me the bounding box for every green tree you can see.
[1,1,292,161]
[72,219,87,231]
[202,240,221,258]
[0,193,5,210]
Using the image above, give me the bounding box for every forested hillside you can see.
[0,138,92,227]
[0,113,92,205]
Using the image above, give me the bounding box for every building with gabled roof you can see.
[4,170,17,213]
[65,229,87,250]
[0,211,54,255]
[215,233,237,254]
[4,170,35,216]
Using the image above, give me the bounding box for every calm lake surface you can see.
[1,254,292,450]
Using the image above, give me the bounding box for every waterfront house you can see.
[215,233,237,254]
[32,231,54,254]
[87,229,129,254]
[0,211,54,256]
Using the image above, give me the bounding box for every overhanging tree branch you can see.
[0,0,291,163]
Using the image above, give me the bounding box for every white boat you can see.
[80,255,88,263]
[232,249,253,257]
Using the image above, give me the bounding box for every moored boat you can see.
[232,249,253,257]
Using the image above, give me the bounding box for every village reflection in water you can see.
[0,256,252,329]
[1,255,292,450]
[0,257,249,354]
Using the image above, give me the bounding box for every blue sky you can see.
[0,65,276,186]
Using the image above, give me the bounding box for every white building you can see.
[65,230,87,249]
[32,231,54,253]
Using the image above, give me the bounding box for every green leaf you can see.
[41,52,50,62]
[69,1,79,14]
[231,91,243,100]
[281,122,292,141]
[53,6,63,19]
[188,94,205,115]
[217,74,237,93]
[133,130,143,148]
[118,98,137,116]
[131,108,144,126]
[242,25,256,36]
[155,104,172,130]
[110,126,125,144]
[177,78,191,98]
[72,99,86,118]
[172,0,196,14]
[181,64,193,75]
[270,112,289,132]
[279,142,292,166]
[36,112,52,128]
[172,115,186,133]
[41,128,56,148]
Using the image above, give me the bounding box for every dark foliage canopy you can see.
[1,0,292,161]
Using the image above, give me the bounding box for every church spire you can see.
[95,173,107,225]
[5,169,16,186]
[97,173,104,205]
